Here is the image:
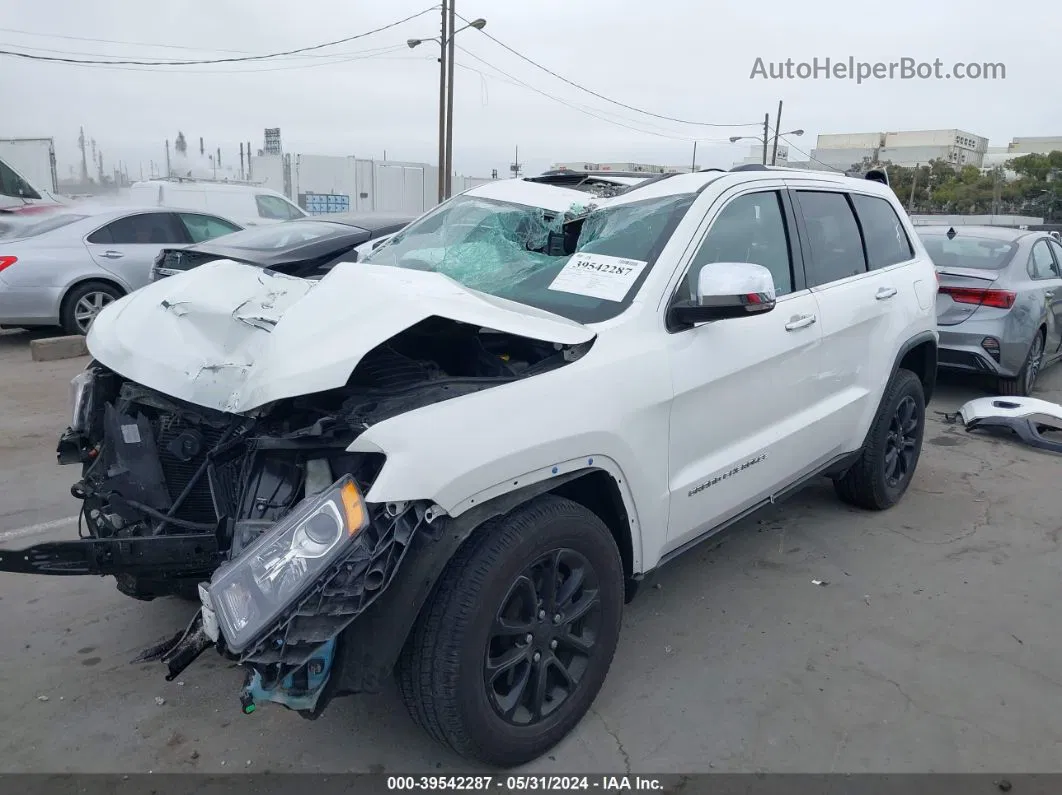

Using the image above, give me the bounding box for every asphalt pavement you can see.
[2,328,1061,773]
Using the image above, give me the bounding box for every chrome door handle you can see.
[785,314,816,331]
[100,250,124,259]
[1046,291,1056,299]
[876,286,898,300]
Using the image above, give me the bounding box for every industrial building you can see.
[810,129,989,170]
[1003,136,1062,155]
[732,144,791,168]
[550,161,691,174]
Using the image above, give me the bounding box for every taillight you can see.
[0,255,16,273]
[938,286,1016,309]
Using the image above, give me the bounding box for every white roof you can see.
[464,179,593,211]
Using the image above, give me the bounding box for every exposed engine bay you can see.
[0,317,590,716]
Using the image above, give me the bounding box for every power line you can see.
[0,39,407,62]
[5,44,414,73]
[773,132,841,171]
[0,26,257,54]
[455,48,733,144]
[0,8,435,65]
[457,14,759,129]
[59,50,419,75]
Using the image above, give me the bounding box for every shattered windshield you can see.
[363,192,694,323]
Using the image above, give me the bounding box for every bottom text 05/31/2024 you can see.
[386,776,666,791]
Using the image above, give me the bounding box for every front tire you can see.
[834,368,926,511]
[396,495,624,767]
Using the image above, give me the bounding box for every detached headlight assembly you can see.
[208,475,369,654]
[69,369,96,433]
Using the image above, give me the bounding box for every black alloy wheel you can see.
[833,368,926,511]
[485,549,601,726]
[884,395,920,488]
[396,495,624,767]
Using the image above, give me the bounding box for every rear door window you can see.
[1029,240,1058,280]
[1047,239,1062,277]
[850,193,913,269]
[178,213,242,243]
[87,212,189,245]
[793,191,867,286]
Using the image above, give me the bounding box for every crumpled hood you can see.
[87,259,595,413]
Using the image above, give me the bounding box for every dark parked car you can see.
[150,212,414,281]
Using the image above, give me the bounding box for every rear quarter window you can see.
[850,193,913,269]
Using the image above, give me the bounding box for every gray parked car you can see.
[920,225,1062,396]
[0,206,242,335]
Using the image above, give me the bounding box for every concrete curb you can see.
[29,335,88,362]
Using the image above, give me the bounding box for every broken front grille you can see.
[151,413,236,527]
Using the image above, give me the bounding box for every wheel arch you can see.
[59,276,127,317]
[892,330,938,406]
[328,465,638,698]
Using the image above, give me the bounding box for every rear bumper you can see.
[0,281,63,325]
[937,322,1028,379]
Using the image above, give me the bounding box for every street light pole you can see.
[444,0,457,199]
[437,0,448,204]
[408,7,486,203]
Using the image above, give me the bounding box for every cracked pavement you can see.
[1,328,1061,773]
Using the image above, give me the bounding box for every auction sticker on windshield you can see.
[548,253,648,302]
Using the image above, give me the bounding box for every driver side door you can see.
[663,186,836,554]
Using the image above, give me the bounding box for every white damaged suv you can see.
[0,167,938,766]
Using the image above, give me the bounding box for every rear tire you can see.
[60,281,123,336]
[998,329,1044,397]
[834,368,926,511]
[396,495,624,767]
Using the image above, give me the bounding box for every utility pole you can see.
[165,139,171,178]
[908,164,919,213]
[247,142,253,178]
[437,0,448,203]
[78,126,89,183]
[444,0,457,199]
[199,137,204,157]
[510,145,521,178]
[770,100,783,166]
[217,147,221,172]
[239,143,244,180]
[691,141,697,172]
[761,113,769,165]
[992,166,1003,215]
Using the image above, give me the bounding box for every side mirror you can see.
[670,262,777,326]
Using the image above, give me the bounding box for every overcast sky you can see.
[2,0,1058,179]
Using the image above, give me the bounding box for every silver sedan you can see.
[920,225,1062,396]
[0,206,242,334]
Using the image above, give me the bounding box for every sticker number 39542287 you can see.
[547,253,649,302]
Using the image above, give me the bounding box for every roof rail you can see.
[698,168,727,173]
[613,171,683,195]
